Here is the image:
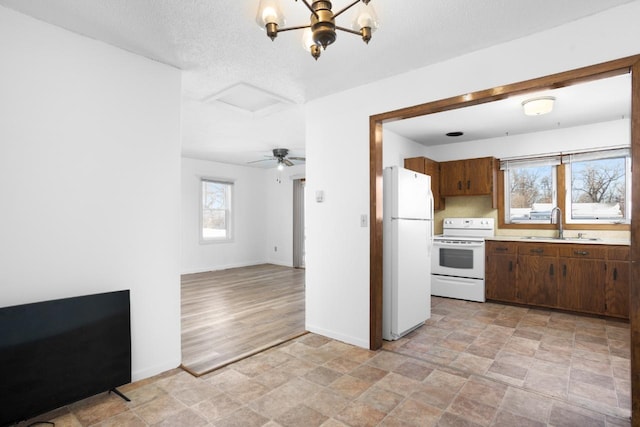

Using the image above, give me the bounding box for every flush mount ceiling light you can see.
[256,0,379,60]
[522,96,556,116]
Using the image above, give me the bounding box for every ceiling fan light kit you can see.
[256,0,379,60]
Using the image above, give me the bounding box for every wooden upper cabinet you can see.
[404,156,444,210]
[439,160,467,196]
[439,157,497,206]
[466,157,495,195]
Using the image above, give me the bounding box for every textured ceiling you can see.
[0,0,635,166]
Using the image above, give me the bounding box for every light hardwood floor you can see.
[181,264,306,376]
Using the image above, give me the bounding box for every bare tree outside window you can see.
[201,180,232,240]
[502,150,630,225]
[569,158,626,221]
[508,165,555,222]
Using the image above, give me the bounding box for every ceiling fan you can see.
[248,148,306,170]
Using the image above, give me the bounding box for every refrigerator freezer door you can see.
[384,218,431,340]
[389,167,432,220]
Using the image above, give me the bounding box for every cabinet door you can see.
[605,260,630,318]
[486,253,517,302]
[404,157,425,174]
[440,160,466,196]
[465,157,494,195]
[423,158,444,210]
[519,255,557,307]
[558,258,605,314]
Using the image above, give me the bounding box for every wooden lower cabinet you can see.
[485,242,517,302]
[605,260,630,318]
[519,255,557,307]
[558,257,605,314]
[485,241,629,319]
[605,247,630,318]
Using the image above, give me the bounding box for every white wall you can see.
[0,7,182,380]
[181,158,268,273]
[305,2,640,348]
[383,129,430,168]
[181,158,305,273]
[424,119,630,162]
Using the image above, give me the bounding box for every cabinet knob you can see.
[574,250,589,256]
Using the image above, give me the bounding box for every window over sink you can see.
[502,156,558,223]
[564,148,631,224]
[500,147,631,229]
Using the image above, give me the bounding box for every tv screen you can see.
[0,290,131,427]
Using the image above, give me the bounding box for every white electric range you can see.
[431,218,495,302]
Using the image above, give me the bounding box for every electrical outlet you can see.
[360,214,368,227]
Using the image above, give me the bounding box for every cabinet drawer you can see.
[558,245,606,259]
[486,241,517,254]
[608,246,630,261]
[517,243,559,257]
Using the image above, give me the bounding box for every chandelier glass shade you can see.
[256,0,379,60]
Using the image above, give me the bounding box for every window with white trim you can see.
[201,178,233,242]
[501,157,558,223]
[500,148,632,227]
[563,148,631,224]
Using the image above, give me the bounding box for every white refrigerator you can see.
[383,166,433,341]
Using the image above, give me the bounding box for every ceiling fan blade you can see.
[283,158,294,167]
[288,156,306,161]
[247,157,276,164]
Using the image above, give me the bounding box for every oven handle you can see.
[432,274,481,283]
[433,241,485,248]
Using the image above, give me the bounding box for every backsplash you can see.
[434,196,497,234]
[434,195,631,241]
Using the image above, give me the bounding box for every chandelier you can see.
[256,0,379,60]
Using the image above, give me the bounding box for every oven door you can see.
[432,239,485,279]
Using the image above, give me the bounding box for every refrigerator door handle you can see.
[428,191,434,255]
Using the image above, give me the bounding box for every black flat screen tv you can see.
[0,290,131,427]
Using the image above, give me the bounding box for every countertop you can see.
[486,236,631,246]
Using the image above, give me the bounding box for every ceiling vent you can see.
[203,83,293,116]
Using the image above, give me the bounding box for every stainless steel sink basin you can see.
[520,236,600,241]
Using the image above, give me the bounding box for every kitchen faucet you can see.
[550,206,563,239]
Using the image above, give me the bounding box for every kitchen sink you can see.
[520,236,601,241]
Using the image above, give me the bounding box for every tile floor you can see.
[19,297,631,426]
